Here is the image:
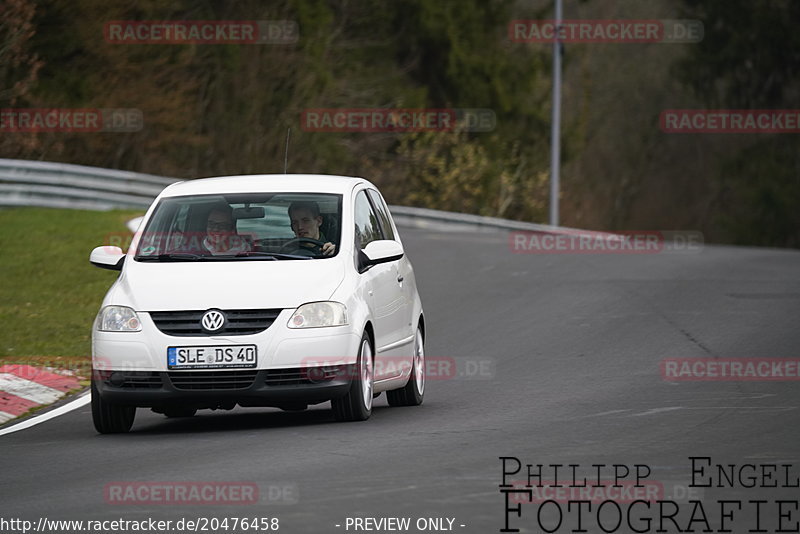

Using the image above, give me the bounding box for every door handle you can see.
[397,275,404,283]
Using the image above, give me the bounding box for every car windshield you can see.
[133,192,342,261]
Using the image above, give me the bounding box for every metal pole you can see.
[549,0,562,226]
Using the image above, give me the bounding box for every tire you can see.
[91,380,135,434]
[331,332,373,422]
[162,407,197,418]
[387,327,425,407]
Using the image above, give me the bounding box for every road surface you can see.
[2,224,799,533]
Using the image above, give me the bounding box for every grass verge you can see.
[0,207,143,368]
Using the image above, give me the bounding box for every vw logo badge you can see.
[201,309,226,333]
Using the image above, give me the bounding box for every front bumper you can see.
[94,366,355,409]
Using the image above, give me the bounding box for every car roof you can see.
[159,174,375,197]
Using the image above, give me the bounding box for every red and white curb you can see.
[0,364,83,425]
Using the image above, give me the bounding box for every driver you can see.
[288,201,336,256]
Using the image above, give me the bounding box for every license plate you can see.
[167,345,257,369]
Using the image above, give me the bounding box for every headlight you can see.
[288,302,347,329]
[95,306,142,332]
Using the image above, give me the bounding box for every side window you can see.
[366,189,395,241]
[354,190,383,249]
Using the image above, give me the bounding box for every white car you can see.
[89,174,425,433]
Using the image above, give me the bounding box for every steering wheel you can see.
[280,237,326,255]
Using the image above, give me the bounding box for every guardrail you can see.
[0,159,178,211]
[0,158,561,233]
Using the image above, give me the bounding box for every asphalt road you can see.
[2,224,799,534]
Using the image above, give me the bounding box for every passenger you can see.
[203,205,250,255]
[288,201,336,256]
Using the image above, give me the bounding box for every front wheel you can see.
[387,327,425,407]
[91,380,135,433]
[331,332,373,421]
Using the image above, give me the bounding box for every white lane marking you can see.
[0,411,16,424]
[0,373,64,404]
[631,406,683,417]
[0,392,90,437]
[587,409,631,417]
[629,405,797,417]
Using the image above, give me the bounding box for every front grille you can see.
[150,309,281,336]
[264,367,339,387]
[104,371,162,389]
[167,370,258,390]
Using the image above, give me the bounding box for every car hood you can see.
[108,258,346,311]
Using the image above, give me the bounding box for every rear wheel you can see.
[91,380,135,433]
[387,327,425,407]
[331,333,373,421]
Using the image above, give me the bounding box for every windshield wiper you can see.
[135,252,312,261]
[136,253,201,262]
[235,251,312,260]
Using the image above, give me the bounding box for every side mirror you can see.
[90,246,125,271]
[359,240,404,272]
